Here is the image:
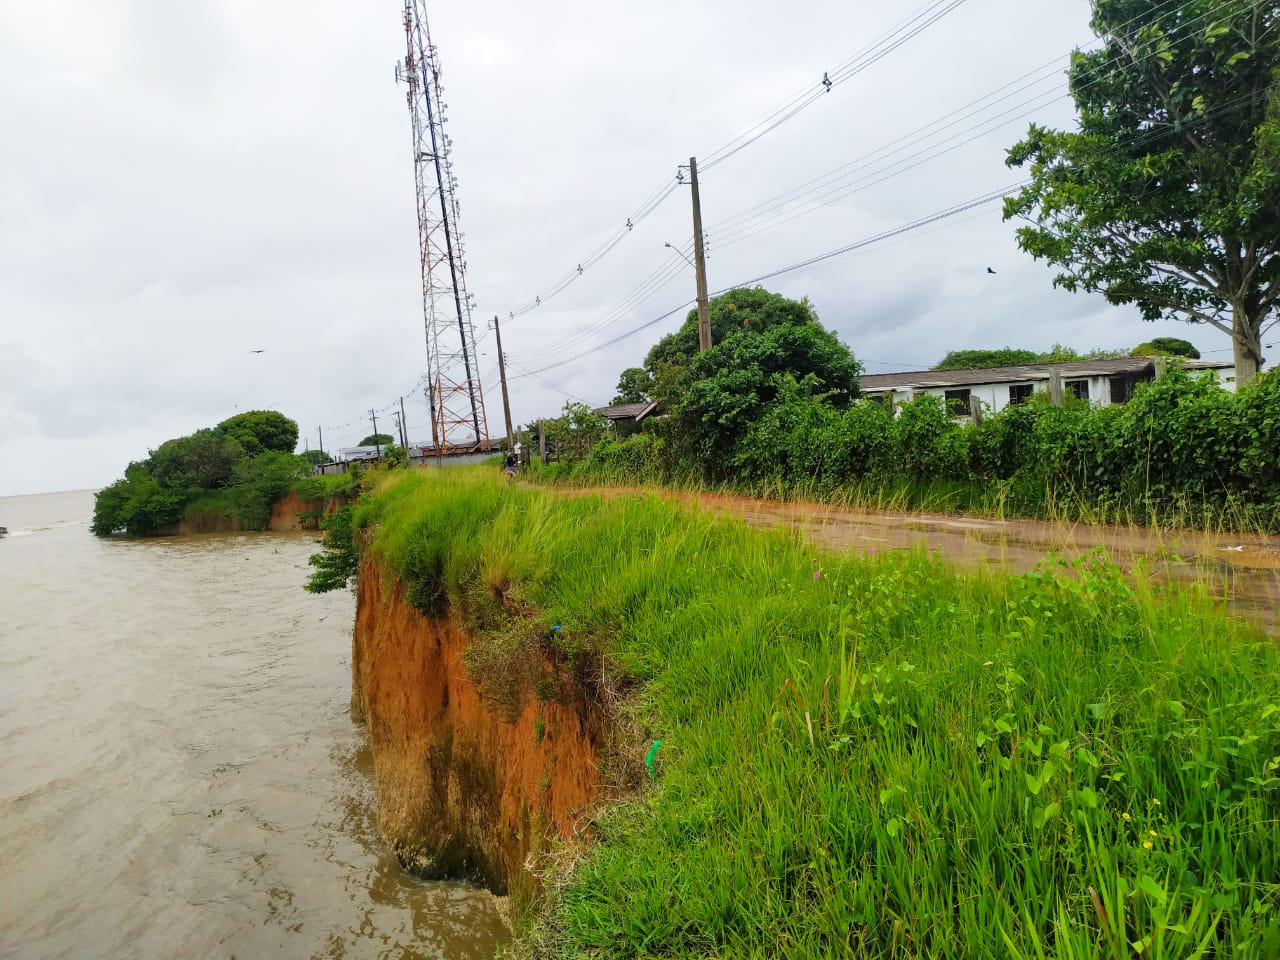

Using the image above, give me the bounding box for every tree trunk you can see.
[1231,302,1262,386]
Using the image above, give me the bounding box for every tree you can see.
[360,433,394,447]
[1005,0,1279,384]
[668,292,862,465]
[611,367,653,405]
[301,449,330,466]
[932,346,1125,369]
[1131,336,1201,358]
[217,411,300,455]
[934,348,1042,369]
[146,429,243,491]
[543,402,609,461]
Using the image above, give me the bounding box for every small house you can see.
[859,357,1236,418]
[594,401,660,438]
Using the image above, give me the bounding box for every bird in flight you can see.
[250,349,265,354]
[986,267,997,275]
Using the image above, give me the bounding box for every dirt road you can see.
[596,487,1280,631]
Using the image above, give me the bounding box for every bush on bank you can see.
[318,468,1280,958]
[557,369,1280,531]
[90,411,362,536]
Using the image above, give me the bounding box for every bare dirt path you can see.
[587,486,1280,631]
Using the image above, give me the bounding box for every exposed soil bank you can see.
[159,492,336,535]
[351,555,604,895]
[268,491,326,531]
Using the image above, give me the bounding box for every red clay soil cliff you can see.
[350,556,604,895]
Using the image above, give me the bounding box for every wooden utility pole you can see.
[370,409,382,458]
[1048,368,1064,407]
[492,315,515,449]
[317,426,324,460]
[968,394,984,425]
[688,156,712,352]
[399,396,409,449]
[538,420,546,464]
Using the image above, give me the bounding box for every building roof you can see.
[859,357,1233,392]
[594,401,659,422]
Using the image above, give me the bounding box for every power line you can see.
[511,82,1271,380]
[703,0,1238,252]
[500,0,969,326]
[700,0,972,172]
[508,0,1267,381]
[510,183,1021,380]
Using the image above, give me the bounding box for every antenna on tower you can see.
[396,0,489,453]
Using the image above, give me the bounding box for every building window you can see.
[1109,376,1133,405]
[944,388,972,417]
[1067,380,1090,401]
[1008,383,1034,405]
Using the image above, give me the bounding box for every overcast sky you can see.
[0,0,1236,496]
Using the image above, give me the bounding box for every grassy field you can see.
[346,468,1280,958]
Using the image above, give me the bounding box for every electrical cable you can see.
[703,0,1241,251]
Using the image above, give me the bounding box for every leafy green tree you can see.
[359,433,394,447]
[934,348,1042,369]
[1005,0,1280,383]
[301,449,329,466]
[217,410,299,455]
[676,301,862,465]
[644,287,822,396]
[145,429,244,491]
[90,463,188,536]
[544,402,609,461]
[228,451,311,529]
[611,367,653,405]
[933,346,1125,369]
[1131,336,1201,358]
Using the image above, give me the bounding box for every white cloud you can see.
[0,0,1235,495]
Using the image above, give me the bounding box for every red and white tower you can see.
[396,1,489,452]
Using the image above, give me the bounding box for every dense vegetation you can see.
[91,410,340,535]
[560,365,1279,530]
[321,469,1280,958]
[933,345,1125,370]
[563,286,1279,530]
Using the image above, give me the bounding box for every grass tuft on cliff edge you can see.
[345,467,1280,959]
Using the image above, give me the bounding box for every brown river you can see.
[0,490,509,960]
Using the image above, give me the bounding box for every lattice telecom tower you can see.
[395,0,489,452]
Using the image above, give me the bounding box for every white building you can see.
[859,357,1236,418]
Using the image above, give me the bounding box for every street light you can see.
[663,242,696,270]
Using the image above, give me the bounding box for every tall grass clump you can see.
[342,468,1280,958]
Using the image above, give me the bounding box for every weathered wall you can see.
[351,556,604,894]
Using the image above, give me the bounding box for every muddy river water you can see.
[0,490,508,960]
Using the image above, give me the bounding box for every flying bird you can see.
[250,349,265,354]
[987,267,997,275]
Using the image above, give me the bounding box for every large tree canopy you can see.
[629,288,861,466]
[611,367,653,405]
[217,410,299,455]
[1131,336,1201,357]
[933,345,1125,369]
[1005,0,1279,383]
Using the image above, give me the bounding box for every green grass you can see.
[530,458,1278,536]
[290,469,362,502]
[351,468,1280,959]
